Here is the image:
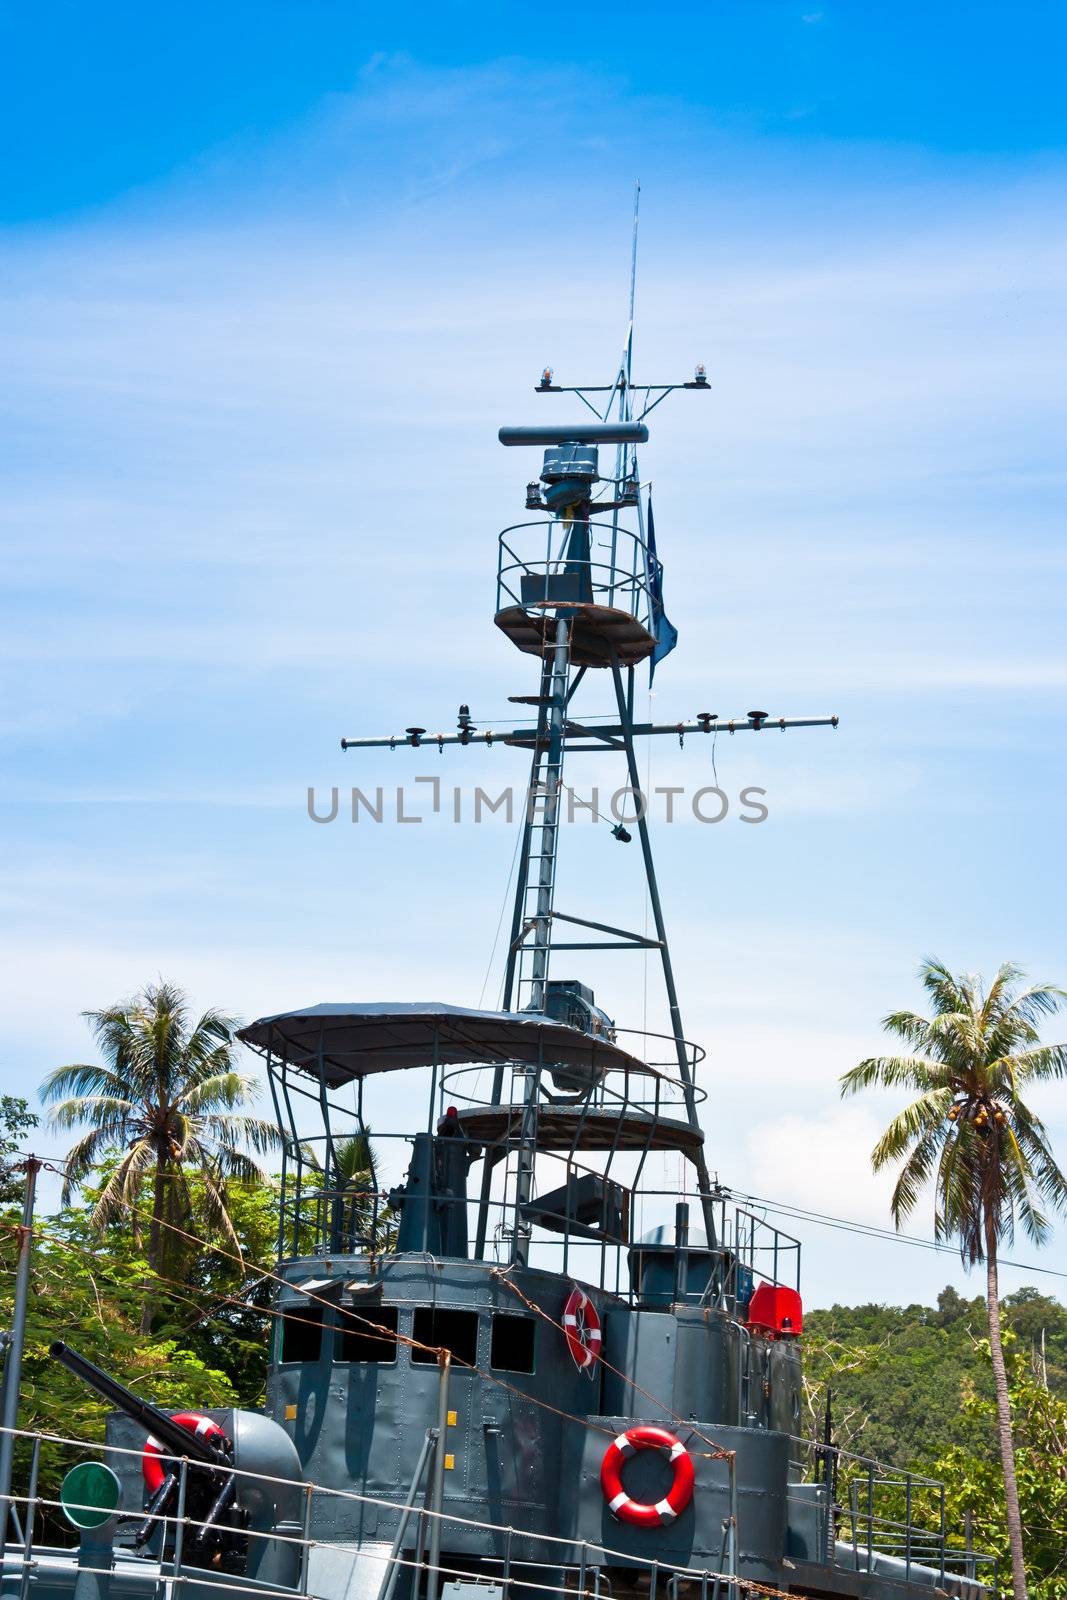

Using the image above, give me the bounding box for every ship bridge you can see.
[239,1000,723,1286]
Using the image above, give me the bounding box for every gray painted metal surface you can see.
[497,425,648,446]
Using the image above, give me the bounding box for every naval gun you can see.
[50,1341,241,1564]
[49,1342,303,1582]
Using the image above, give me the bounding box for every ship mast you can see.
[342,194,838,1263]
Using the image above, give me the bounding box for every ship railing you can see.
[787,1434,999,1593]
[436,1064,705,1124]
[496,518,654,630]
[1,1421,764,1600]
[270,1159,802,1309]
[270,1040,704,1194]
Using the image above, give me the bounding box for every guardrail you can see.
[0,1422,998,1600]
[787,1435,999,1593]
[272,1172,801,1309]
[0,1424,744,1600]
[496,519,654,632]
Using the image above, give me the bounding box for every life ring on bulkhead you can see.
[562,1286,602,1372]
[600,1426,695,1528]
[142,1412,226,1495]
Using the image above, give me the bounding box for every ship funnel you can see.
[498,423,648,446]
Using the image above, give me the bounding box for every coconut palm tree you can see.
[42,980,278,1330]
[301,1129,395,1254]
[841,959,1067,1600]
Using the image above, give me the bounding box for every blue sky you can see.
[2,2,1066,1309]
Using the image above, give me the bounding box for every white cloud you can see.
[741,1104,895,1227]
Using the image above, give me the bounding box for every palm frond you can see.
[996,1043,1067,1084]
[196,1166,244,1257]
[175,1010,241,1086]
[887,1127,943,1226]
[40,1063,134,1105]
[881,1011,933,1051]
[198,1112,279,1157]
[334,1131,382,1182]
[47,1094,134,1132]
[924,1009,983,1066]
[840,1055,941,1097]
[89,1139,156,1229]
[211,1147,270,1184]
[978,961,1026,1024]
[934,1128,984,1263]
[919,958,972,1017]
[181,1072,259,1115]
[1009,1103,1067,1212]
[870,1090,951,1170]
[58,1126,117,1203]
[998,981,1067,1028]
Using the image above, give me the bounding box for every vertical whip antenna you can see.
[625,178,641,391]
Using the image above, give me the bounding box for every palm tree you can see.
[841,959,1067,1600]
[301,1129,395,1253]
[43,980,278,1330]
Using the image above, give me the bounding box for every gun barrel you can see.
[49,1342,228,1466]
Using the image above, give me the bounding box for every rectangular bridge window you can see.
[490,1313,536,1374]
[280,1304,324,1364]
[411,1308,479,1369]
[338,1305,399,1363]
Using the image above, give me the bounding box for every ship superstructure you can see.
[0,204,999,1600]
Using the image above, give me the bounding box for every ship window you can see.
[280,1304,324,1364]
[411,1308,479,1369]
[338,1305,399,1363]
[490,1314,535,1374]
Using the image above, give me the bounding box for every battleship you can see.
[0,203,999,1600]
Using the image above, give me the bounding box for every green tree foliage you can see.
[936,1345,1067,1600]
[804,1287,1067,1464]
[803,1289,1067,1600]
[42,980,278,1330]
[0,1166,279,1540]
[0,1095,39,1203]
[155,1171,281,1405]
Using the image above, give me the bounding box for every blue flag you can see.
[646,492,678,685]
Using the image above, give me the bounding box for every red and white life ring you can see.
[142,1413,226,1495]
[563,1287,602,1373]
[600,1425,695,1528]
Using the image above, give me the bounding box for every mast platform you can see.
[452,1103,704,1162]
[495,516,658,667]
[494,600,656,666]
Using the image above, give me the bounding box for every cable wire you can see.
[722,1185,1067,1281]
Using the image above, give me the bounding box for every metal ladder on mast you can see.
[515,617,572,1015]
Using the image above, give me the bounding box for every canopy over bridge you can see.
[238,1001,657,1084]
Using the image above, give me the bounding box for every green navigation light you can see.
[59,1460,121,1530]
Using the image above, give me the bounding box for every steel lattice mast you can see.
[342,193,838,1259]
